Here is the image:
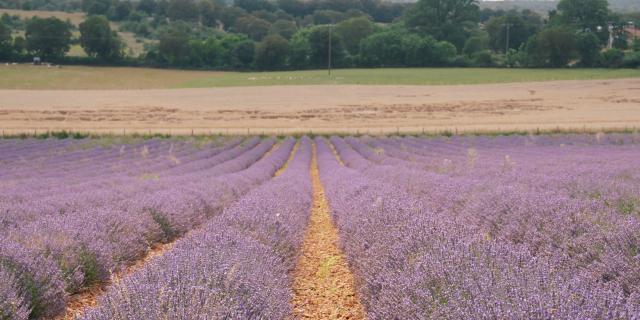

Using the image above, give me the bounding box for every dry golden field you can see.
[1,65,639,135]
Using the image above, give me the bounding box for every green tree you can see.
[576,32,602,66]
[217,34,249,67]
[136,0,156,15]
[462,34,488,56]
[0,20,12,60]
[79,16,123,60]
[254,10,278,23]
[231,39,255,68]
[25,17,72,59]
[525,27,577,67]
[403,33,456,66]
[288,28,312,68]
[185,37,226,67]
[485,10,543,52]
[602,48,624,67]
[307,25,345,67]
[359,29,406,66]
[82,0,113,15]
[277,0,310,17]
[199,1,219,27]
[110,1,132,21]
[158,27,189,65]
[167,0,199,22]
[270,19,297,39]
[13,36,26,56]
[255,33,289,69]
[557,0,609,32]
[234,16,271,41]
[235,0,275,12]
[155,0,169,16]
[360,28,456,67]
[219,7,248,31]
[470,50,494,66]
[312,10,345,24]
[404,0,479,50]
[334,16,373,55]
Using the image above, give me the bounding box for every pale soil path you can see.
[52,142,289,320]
[1,79,640,134]
[291,143,365,319]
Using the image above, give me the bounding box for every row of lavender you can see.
[0,137,245,228]
[320,134,640,319]
[0,137,295,319]
[0,138,244,318]
[81,137,313,319]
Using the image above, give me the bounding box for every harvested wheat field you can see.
[1,78,639,134]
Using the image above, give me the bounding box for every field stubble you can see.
[0,74,639,135]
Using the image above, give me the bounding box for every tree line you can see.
[1,0,639,69]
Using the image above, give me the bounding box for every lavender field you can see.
[1,133,639,319]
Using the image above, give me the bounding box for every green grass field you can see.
[181,68,640,87]
[0,65,638,89]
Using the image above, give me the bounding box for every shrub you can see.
[471,50,495,67]
[0,242,66,318]
[602,48,625,68]
[463,35,489,56]
[622,51,640,68]
[0,267,30,320]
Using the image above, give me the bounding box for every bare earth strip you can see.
[1,79,640,134]
[291,143,365,319]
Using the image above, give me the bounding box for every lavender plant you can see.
[82,138,312,319]
[0,137,294,318]
[319,135,640,319]
[0,266,31,320]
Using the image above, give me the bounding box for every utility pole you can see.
[328,24,332,76]
[505,23,512,53]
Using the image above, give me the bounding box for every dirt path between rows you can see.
[53,141,290,320]
[291,144,364,319]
